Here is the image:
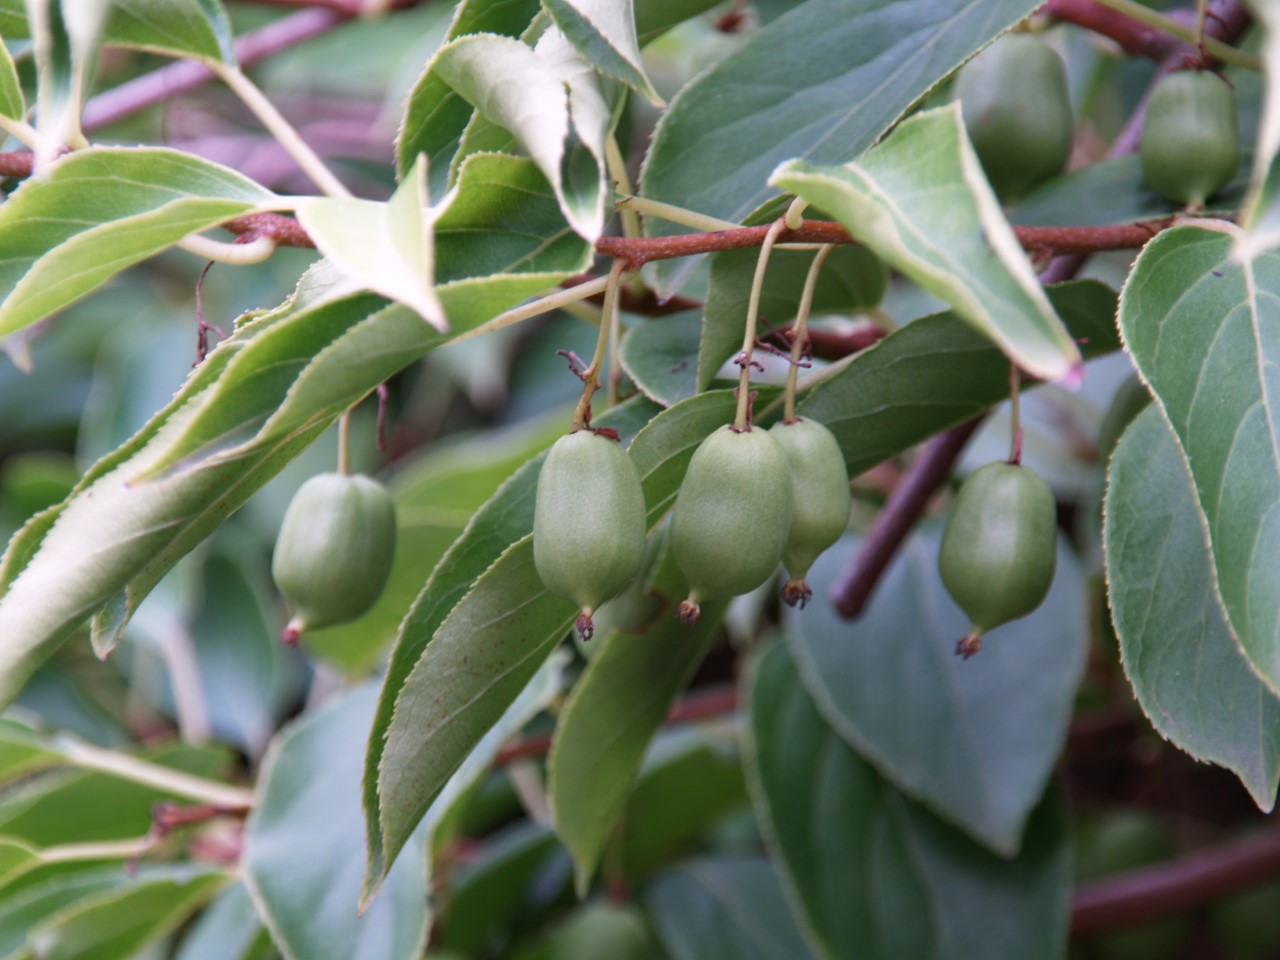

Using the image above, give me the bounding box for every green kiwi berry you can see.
[670,425,794,624]
[937,461,1056,658]
[272,472,397,644]
[955,33,1074,203]
[533,430,647,641]
[1140,69,1239,208]
[769,418,851,607]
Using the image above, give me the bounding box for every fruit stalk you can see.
[734,218,788,430]
[571,258,626,432]
[783,244,834,423]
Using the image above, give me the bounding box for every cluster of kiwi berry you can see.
[957,31,1239,208]
[532,413,851,640]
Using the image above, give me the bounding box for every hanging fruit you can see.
[1140,69,1239,208]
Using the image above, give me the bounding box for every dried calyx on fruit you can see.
[1140,68,1239,208]
[769,417,851,607]
[670,424,794,624]
[272,472,397,645]
[955,31,1074,203]
[937,461,1057,658]
[533,429,647,641]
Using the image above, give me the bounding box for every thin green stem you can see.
[606,134,642,241]
[733,219,788,430]
[1090,0,1260,70]
[571,259,625,431]
[178,233,278,265]
[58,740,254,809]
[452,276,611,344]
[337,412,352,474]
[0,115,42,152]
[783,243,835,422]
[784,199,809,231]
[616,195,741,232]
[1009,363,1023,464]
[212,63,353,198]
[41,837,156,864]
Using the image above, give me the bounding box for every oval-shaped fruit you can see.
[769,418,851,607]
[272,472,397,644]
[533,430,647,640]
[1140,69,1239,207]
[955,33,1074,203]
[670,425,793,623]
[937,461,1056,657]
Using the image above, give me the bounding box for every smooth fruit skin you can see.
[955,33,1074,203]
[1140,70,1239,207]
[670,425,793,621]
[533,430,647,638]
[769,418,851,606]
[272,472,397,641]
[937,462,1056,657]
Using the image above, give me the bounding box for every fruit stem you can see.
[606,133,642,242]
[956,631,983,659]
[1008,363,1024,465]
[783,243,835,422]
[733,218,788,431]
[337,411,352,475]
[1087,0,1260,70]
[571,259,626,432]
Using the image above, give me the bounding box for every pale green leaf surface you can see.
[0,147,275,338]
[621,311,701,406]
[1106,406,1280,811]
[798,281,1119,475]
[296,156,444,329]
[394,0,542,187]
[640,0,1042,293]
[644,857,815,960]
[785,530,1086,856]
[698,245,887,390]
[243,685,429,960]
[25,865,228,960]
[543,0,661,103]
[104,0,235,63]
[772,107,1081,381]
[548,598,726,892]
[1119,226,1280,692]
[432,33,605,239]
[747,643,1071,960]
[0,866,123,958]
[0,839,37,891]
[174,881,272,960]
[0,42,23,120]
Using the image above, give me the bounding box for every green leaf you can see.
[395,0,542,188]
[644,857,816,960]
[798,281,1119,475]
[297,155,444,329]
[1106,405,1280,810]
[0,147,275,339]
[1242,2,1280,257]
[620,311,701,407]
[640,0,1042,293]
[0,41,24,120]
[243,685,430,960]
[1118,225,1280,694]
[619,730,747,879]
[771,107,1082,382]
[104,0,235,63]
[305,415,566,672]
[698,245,887,391]
[785,529,1086,856]
[634,0,724,43]
[747,643,1072,959]
[174,881,274,960]
[543,0,661,104]
[0,719,62,784]
[372,536,577,897]
[432,32,608,239]
[548,597,726,892]
[22,865,228,960]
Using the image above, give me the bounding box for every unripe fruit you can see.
[533,430,647,641]
[955,33,1074,203]
[272,472,397,644]
[938,461,1056,658]
[670,425,793,623]
[769,418,851,607]
[1140,69,1239,207]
